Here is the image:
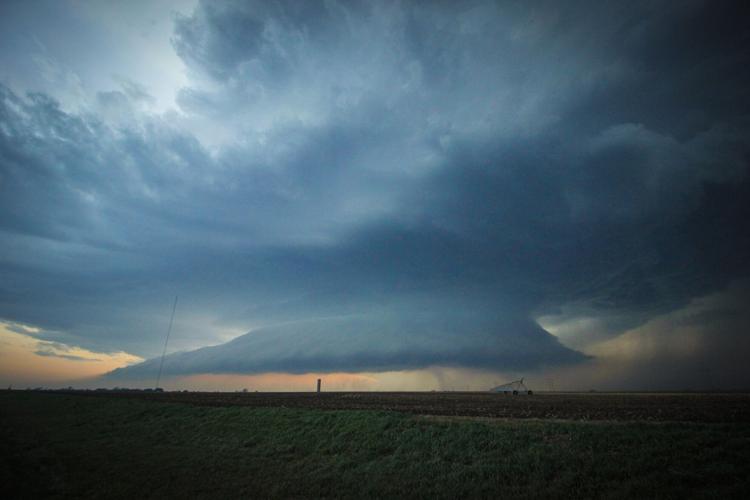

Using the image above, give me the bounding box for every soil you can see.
[59,391,750,423]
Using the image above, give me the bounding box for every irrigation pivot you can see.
[489,377,533,395]
[155,295,178,391]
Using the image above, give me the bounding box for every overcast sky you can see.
[1,0,749,390]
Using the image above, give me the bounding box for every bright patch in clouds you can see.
[0,322,142,387]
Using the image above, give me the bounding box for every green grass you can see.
[1,392,749,498]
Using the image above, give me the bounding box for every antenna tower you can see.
[155,296,178,390]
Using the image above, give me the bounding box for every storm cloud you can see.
[1,0,749,386]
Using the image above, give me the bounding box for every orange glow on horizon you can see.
[0,321,143,387]
[151,366,516,392]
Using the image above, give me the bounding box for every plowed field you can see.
[67,391,750,422]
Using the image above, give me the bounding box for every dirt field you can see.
[62,391,750,423]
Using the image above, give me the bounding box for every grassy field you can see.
[2,392,749,498]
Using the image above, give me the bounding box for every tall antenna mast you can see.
[155,295,178,390]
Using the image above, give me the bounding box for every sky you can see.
[1,0,749,391]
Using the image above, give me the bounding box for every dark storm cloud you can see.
[1,1,749,381]
[546,281,750,391]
